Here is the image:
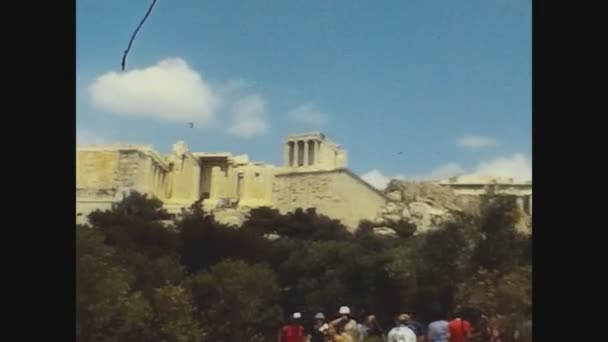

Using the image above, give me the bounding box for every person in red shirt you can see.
[278,312,306,342]
[448,312,471,342]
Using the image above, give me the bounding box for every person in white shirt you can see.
[387,314,418,342]
[338,306,359,341]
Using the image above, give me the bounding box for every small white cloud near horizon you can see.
[472,153,531,182]
[457,135,499,149]
[361,153,531,189]
[423,163,466,180]
[288,104,329,126]
[88,58,219,124]
[361,170,405,190]
[228,94,270,138]
[216,78,251,99]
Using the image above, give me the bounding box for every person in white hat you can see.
[333,306,359,341]
[278,312,306,342]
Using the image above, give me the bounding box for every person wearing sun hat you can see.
[278,312,306,342]
[333,306,359,341]
[311,312,329,342]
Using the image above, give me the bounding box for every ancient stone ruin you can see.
[77,133,387,230]
[77,132,532,234]
[372,178,532,236]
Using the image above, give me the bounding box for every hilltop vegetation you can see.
[77,192,531,341]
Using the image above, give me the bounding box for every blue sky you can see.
[77,0,531,189]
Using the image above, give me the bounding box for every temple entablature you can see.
[282,132,348,171]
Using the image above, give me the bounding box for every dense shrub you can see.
[77,192,531,341]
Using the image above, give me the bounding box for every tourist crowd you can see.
[278,305,532,342]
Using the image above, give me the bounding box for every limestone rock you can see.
[413,216,436,235]
[427,206,447,217]
[431,215,445,226]
[409,202,432,218]
[383,214,402,224]
[212,208,249,228]
[373,216,386,225]
[387,190,402,202]
[373,226,398,237]
[384,180,483,217]
[376,180,482,236]
[417,197,436,206]
[385,202,401,214]
[401,207,411,219]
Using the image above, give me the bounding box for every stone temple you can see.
[76,132,532,230]
[77,132,387,229]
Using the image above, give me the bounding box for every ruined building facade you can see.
[76,132,532,230]
[439,175,532,216]
[76,132,387,229]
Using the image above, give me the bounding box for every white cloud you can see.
[361,153,531,189]
[423,163,466,180]
[217,78,250,97]
[360,164,463,190]
[76,130,111,146]
[472,153,532,181]
[88,58,219,124]
[228,95,270,138]
[288,104,329,126]
[457,135,499,149]
[361,169,405,190]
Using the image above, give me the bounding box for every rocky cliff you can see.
[372,180,531,236]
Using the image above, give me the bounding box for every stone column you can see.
[158,168,164,195]
[153,166,159,189]
[160,171,165,198]
[294,140,300,167]
[303,140,309,166]
[210,166,222,200]
[308,140,314,165]
[144,157,154,191]
[284,143,290,167]
[516,196,525,211]
[316,140,321,167]
[192,163,201,200]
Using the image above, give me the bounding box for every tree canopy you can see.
[77,192,531,341]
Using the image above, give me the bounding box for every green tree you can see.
[474,196,530,274]
[384,239,421,318]
[189,259,283,342]
[455,266,531,316]
[87,192,179,259]
[151,284,205,342]
[242,207,352,241]
[176,204,271,272]
[76,225,155,342]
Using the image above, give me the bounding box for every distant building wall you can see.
[439,175,532,215]
[76,145,171,217]
[272,169,388,230]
